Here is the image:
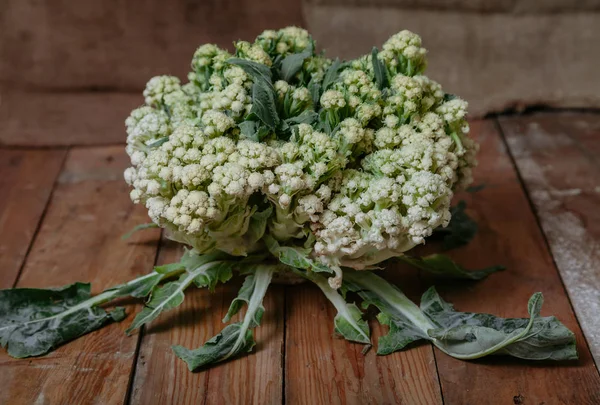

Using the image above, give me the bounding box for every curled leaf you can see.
[344,270,577,361]
[174,266,274,370]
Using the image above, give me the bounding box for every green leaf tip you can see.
[173,265,274,370]
[371,47,389,90]
[121,223,159,240]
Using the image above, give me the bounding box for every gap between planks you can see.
[497,113,600,369]
[0,147,69,289]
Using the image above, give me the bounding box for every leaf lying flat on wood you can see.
[0,283,125,358]
[344,270,578,361]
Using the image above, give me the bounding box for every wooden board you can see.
[499,112,600,367]
[1,117,600,404]
[130,238,285,405]
[1,0,304,91]
[0,148,66,288]
[0,147,160,405]
[428,120,600,404]
[285,267,443,405]
[0,92,140,146]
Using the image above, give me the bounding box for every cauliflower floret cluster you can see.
[125,26,478,282]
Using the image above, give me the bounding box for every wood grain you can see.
[285,267,442,405]
[0,148,66,288]
[130,239,285,405]
[1,0,304,91]
[0,146,160,405]
[429,120,600,404]
[499,112,600,367]
[0,92,140,146]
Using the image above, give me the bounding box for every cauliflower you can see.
[125,28,477,280]
[1,27,575,374]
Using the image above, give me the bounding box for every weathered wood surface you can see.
[428,120,600,404]
[0,148,66,288]
[500,112,600,367]
[0,147,160,405]
[1,114,600,404]
[130,238,285,405]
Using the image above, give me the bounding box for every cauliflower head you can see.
[124,27,478,278]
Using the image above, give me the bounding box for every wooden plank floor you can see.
[1,113,599,404]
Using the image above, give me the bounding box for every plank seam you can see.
[417,268,446,405]
[11,147,69,288]
[282,285,288,405]
[493,117,600,376]
[124,230,165,405]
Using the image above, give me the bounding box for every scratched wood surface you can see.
[0,149,66,288]
[1,114,600,404]
[427,120,600,405]
[499,113,600,367]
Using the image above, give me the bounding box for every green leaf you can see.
[422,288,578,360]
[334,302,371,344]
[173,323,255,371]
[466,183,486,193]
[307,78,321,106]
[173,266,274,371]
[0,283,125,358]
[344,273,426,354]
[191,261,235,290]
[121,223,159,240]
[400,254,504,280]
[227,58,280,131]
[223,273,264,325]
[280,45,313,82]
[433,201,478,251]
[321,58,342,92]
[153,263,186,276]
[126,258,232,333]
[238,120,258,141]
[371,47,388,90]
[0,266,187,359]
[284,110,318,126]
[125,276,187,334]
[264,235,332,274]
[250,82,280,130]
[376,312,425,355]
[444,93,457,102]
[343,270,577,361]
[227,58,272,86]
[246,206,272,245]
[310,272,370,344]
[107,271,166,299]
[146,136,170,149]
